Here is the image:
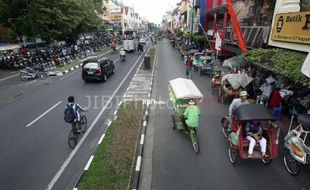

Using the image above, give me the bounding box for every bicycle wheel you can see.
[80,115,87,132]
[284,149,301,175]
[228,145,238,164]
[68,130,77,149]
[190,129,199,154]
[221,117,230,138]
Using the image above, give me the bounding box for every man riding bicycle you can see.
[182,100,200,130]
[228,91,249,132]
[64,96,87,132]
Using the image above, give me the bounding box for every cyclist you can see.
[64,96,87,131]
[183,100,200,131]
[228,91,249,132]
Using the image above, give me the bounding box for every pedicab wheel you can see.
[191,130,199,154]
[80,115,87,132]
[228,146,238,164]
[221,117,230,138]
[262,158,272,165]
[283,149,301,175]
[68,130,77,149]
[171,115,176,129]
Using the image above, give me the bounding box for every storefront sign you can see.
[110,14,122,21]
[271,11,310,45]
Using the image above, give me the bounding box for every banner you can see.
[271,11,310,45]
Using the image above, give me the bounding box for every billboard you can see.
[271,11,310,45]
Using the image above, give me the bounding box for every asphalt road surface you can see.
[151,39,310,190]
[0,45,150,190]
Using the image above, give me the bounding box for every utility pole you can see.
[26,0,38,52]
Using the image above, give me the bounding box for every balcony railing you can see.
[224,26,270,49]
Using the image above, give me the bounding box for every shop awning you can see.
[222,55,246,69]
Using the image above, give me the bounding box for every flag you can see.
[215,31,222,51]
[301,52,310,78]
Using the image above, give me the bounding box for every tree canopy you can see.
[0,0,105,42]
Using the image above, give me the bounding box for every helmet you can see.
[239,91,248,97]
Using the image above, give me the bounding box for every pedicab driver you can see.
[183,100,200,129]
[228,91,249,131]
[245,120,268,158]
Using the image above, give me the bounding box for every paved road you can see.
[0,45,150,190]
[151,39,310,190]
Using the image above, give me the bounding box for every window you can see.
[83,62,98,69]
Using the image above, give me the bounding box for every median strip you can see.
[77,101,144,190]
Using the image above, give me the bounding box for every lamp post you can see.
[25,0,38,51]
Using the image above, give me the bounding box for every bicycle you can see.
[68,115,87,149]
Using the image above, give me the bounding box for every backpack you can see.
[64,104,76,123]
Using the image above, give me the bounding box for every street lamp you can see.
[25,0,38,51]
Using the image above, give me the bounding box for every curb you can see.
[49,49,115,76]
[72,45,149,190]
[131,45,157,190]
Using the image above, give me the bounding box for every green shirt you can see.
[184,105,200,128]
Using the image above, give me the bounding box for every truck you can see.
[123,39,135,52]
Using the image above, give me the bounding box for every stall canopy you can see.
[169,78,204,100]
[222,55,246,69]
[0,43,21,51]
[221,73,253,89]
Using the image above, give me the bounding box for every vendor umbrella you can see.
[189,49,199,54]
[221,73,253,90]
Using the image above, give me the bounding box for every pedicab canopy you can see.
[233,104,275,121]
[169,78,204,102]
[221,73,253,90]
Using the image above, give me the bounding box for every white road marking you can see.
[107,120,112,127]
[60,70,79,80]
[84,156,94,171]
[140,134,145,145]
[46,46,149,190]
[0,73,19,82]
[113,110,117,115]
[26,101,62,127]
[143,121,147,127]
[98,134,106,145]
[135,156,142,171]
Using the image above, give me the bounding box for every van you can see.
[82,57,115,82]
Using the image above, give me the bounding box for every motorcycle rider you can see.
[120,48,126,61]
[111,41,117,53]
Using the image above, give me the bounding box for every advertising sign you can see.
[271,11,310,45]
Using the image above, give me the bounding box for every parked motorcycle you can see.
[20,66,48,81]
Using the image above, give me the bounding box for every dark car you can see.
[82,57,115,82]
